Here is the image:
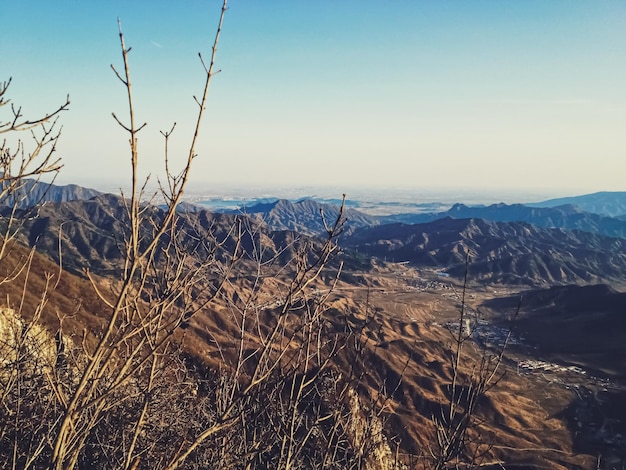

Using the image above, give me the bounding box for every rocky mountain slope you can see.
[10,193,372,277]
[227,198,380,236]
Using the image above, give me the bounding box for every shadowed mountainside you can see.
[483,284,626,378]
[345,217,626,286]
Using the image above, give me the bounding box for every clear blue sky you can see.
[2,1,625,196]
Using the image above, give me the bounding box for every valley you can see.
[2,181,626,468]
[332,263,626,468]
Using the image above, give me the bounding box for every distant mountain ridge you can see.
[2,178,101,208]
[380,202,626,240]
[11,183,626,287]
[227,198,380,236]
[194,191,626,241]
[225,197,626,241]
[528,191,626,217]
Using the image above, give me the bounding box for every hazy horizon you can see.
[53,175,607,209]
[3,1,625,195]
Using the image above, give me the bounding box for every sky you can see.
[2,1,626,199]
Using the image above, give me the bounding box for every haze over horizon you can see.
[3,1,625,197]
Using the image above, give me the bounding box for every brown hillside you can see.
[0,215,614,468]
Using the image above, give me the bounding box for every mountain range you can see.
[3,178,626,467]
[12,192,372,278]
[8,180,626,287]
[224,192,626,243]
[345,217,626,286]
[381,202,626,240]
